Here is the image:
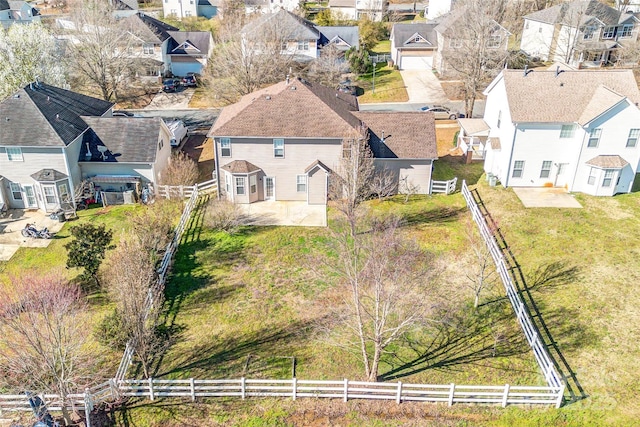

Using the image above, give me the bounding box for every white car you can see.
[166,120,188,147]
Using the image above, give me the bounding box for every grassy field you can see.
[357,64,409,103]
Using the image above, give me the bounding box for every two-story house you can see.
[328,0,387,21]
[0,83,172,213]
[520,0,640,67]
[481,68,640,196]
[162,0,219,19]
[390,23,438,70]
[0,0,40,29]
[209,78,438,212]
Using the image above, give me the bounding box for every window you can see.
[620,24,633,38]
[185,10,192,16]
[6,147,23,161]
[43,186,56,204]
[497,111,501,129]
[59,183,69,200]
[296,175,307,192]
[250,175,257,193]
[342,139,352,158]
[448,39,462,48]
[158,139,163,150]
[220,138,231,157]
[9,183,22,200]
[588,128,602,147]
[588,168,596,185]
[560,124,575,138]
[582,26,596,40]
[540,161,552,178]
[603,26,616,39]
[143,43,154,54]
[273,138,284,158]
[626,129,640,147]
[236,177,246,195]
[414,36,420,42]
[602,169,614,187]
[486,35,501,49]
[297,40,309,51]
[512,160,524,178]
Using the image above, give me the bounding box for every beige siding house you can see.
[209,78,438,209]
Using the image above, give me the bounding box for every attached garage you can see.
[399,55,433,70]
[169,57,204,77]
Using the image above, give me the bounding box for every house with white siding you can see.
[209,78,438,209]
[482,68,640,196]
[0,83,172,213]
[0,0,40,29]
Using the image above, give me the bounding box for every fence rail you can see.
[461,180,564,392]
[155,178,216,199]
[431,177,457,195]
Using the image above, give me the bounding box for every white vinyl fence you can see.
[156,178,216,199]
[461,180,564,391]
[430,177,457,195]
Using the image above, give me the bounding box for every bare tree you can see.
[104,238,164,378]
[60,0,139,101]
[324,217,437,381]
[0,273,98,426]
[129,199,182,264]
[440,0,509,118]
[370,167,397,201]
[160,151,200,188]
[304,44,349,88]
[463,218,498,309]
[204,198,244,233]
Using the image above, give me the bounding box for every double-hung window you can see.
[297,40,309,51]
[512,160,525,178]
[602,170,614,187]
[588,128,601,147]
[6,147,23,161]
[540,161,552,178]
[560,125,575,138]
[143,43,154,54]
[620,24,633,38]
[220,138,231,157]
[274,139,284,158]
[603,26,616,39]
[43,186,56,204]
[10,183,22,200]
[587,168,596,185]
[236,177,246,195]
[250,175,257,194]
[626,129,640,147]
[296,175,307,192]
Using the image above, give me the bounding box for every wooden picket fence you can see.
[461,180,564,391]
[431,177,457,195]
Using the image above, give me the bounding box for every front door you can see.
[42,185,58,212]
[264,177,275,201]
[554,163,568,188]
[23,185,38,209]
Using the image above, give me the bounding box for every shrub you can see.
[204,198,243,233]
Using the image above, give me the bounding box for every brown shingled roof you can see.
[221,160,262,174]
[499,69,640,124]
[353,111,438,159]
[585,155,629,169]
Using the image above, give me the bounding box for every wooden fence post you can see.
[241,377,246,400]
[148,378,155,401]
[292,377,297,401]
[448,383,455,406]
[343,379,349,402]
[109,378,118,399]
[190,378,196,402]
[396,382,402,404]
[502,384,510,407]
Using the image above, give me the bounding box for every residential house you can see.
[520,0,640,67]
[481,68,640,196]
[390,23,438,69]
[112,0,139,18]
[209,78,437,211]
[617,0,640,13]
[162,0,220,18]
[426,0,454,20]
[0,83,172,213]
[244,0,299,14]
[328,0,388,21]
[0,0,40,29]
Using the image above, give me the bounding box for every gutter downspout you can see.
[213,137,221,200]
[62,146,77,210]
[504,123,518,188]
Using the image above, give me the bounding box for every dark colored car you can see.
[419,105,464,120]
[162,79,177,92]
[182,73,197,87]
[337,80,357,96]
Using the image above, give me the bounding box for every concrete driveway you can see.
[513,188,583,208]
[239,201,327,227]
[400,70,449,104]
[145,87,195,110]
[0,210,66,261]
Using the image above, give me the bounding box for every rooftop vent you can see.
[523,65,533,77]
[290,86,296,91]
[265,95,271,100]
[13,94,19,99]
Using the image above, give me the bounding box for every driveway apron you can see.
[400,70,449,104]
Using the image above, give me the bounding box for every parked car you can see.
[419,105,464,120]
[113,110,141,117]
[162,79,177,92]
[166,119,188,147]
[182,73,197,87]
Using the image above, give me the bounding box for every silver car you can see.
[419,105,462,120]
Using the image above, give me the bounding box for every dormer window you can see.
[620,24,633,38]
[603,26,616,39]
[582,26,596,40]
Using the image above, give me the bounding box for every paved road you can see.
[360,100,486,118]
[127,109,221,131]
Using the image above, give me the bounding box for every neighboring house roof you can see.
[435,6,510,37]
[122,13,168,44]
[458,118,490,136]
[221,160,262,173]
[391,23,438,49]
[80,117,162,163]
[0,83,113,148]
[30,169,69,182]
[353,112,438,159]
[211,78,361,138]
[167,31,211,56]
[496,69,640,124]
[199,0,219,5]
[0,0,9,10]
[317,26,359,50]
[243,9,320,41]
[112,0,138,10]
[136,12,179,43]
[329,0,354,6]
[586,154,629,168]
[524,0,621,26]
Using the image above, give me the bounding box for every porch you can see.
[457,119,490,162]
[238,201,327,227]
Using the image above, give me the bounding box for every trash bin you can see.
[489,175,497,187]
[58,213,66,223]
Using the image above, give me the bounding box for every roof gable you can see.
[316,26,359,49]
[242,9,320,41]
[525,0,622,27]
[80,117,162,163]
[167,31,211,55]
[391,23,438,48]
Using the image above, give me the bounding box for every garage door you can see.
[170,61,202,77]
[400,56,433,70]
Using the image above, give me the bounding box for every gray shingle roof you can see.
[498,69,640,124]
[0,0,9,10]
[586,154,629,168]
[30,169,69,182]
[329,0,354,7]
[80,117,161,163]
[353,112,438,159]
[391,23,438,49]
[0,83,113,148]
[524,0,621,26]
[167,31,211,56]
[242,9,320,40]
[136,12,179,42]
[316,26,359,50]
[221,160,261,173]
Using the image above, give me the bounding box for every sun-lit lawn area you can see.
[357,64,409,103]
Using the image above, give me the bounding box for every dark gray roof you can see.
[0,83,113,148]
[391,23,438,49]
[136,12,179,42]
[317,26,359,50]
[80,117,161,163]
[167,31,212,56]
[112,0,138,10]
[0,0,9,11]
[242,9,320,40]
[524,0,622,26]
[30,169,69,182]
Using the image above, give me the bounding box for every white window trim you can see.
[540,161,552,178]
[250,175,257,194]
[626,129,639,147]
[512,160,524,178]
[602,169,615,187]
[6,147,23,161]
[560,125,575,139]
[235,176,246,195]
[9,182,22,200]
[220,138,231,157]
[274,138,284,158]
[296,175,307,193]
[588,128,601,148]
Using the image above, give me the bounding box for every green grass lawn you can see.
[357,64,409,103]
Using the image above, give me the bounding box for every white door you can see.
[264,177,275,201]
[23,185,38,209]
[42,185,58,211]
[554,163,569,188]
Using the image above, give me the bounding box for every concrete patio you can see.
[239,201,327,227]
[0,210,66,261]
[513,187,583,208]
